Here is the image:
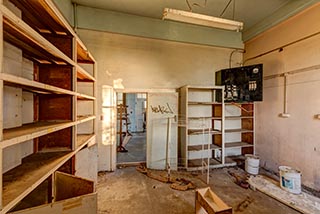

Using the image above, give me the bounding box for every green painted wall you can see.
[52,1,318,47]
[53,0,74,26]
[75,6,244,49]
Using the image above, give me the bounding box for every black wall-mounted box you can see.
[215,64,263,102]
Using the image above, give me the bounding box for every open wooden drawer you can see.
[8,172,97,214]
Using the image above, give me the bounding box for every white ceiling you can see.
[71,0,292,30]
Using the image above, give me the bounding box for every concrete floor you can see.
[117,132,146,163]
[97,167,300,214]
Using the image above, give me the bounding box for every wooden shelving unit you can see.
[178,86,254,170]
[0,0,97,213]
[178,85,225,171]
[224,103,254,165]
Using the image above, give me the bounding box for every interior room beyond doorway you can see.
[116,93,147,164]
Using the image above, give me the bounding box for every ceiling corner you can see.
[242,0,319,42]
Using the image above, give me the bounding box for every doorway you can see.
[116,93,147,164]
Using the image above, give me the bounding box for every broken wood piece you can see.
[136,165,148,174]
[146,171,171,183]
[195,187,233,214]
[170,178,195,191]
[136,166,172,183]
[228,171,249,189]
[235,196,254,212]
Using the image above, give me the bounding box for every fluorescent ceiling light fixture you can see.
[163,8,243,32]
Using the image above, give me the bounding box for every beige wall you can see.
[77,29,242,171]
[78,29,242,89]
[245,3,320,190]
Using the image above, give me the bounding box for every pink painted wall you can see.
[245,3,320,190]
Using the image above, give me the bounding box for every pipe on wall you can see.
[279,73,290,118]
[244,30,320,65]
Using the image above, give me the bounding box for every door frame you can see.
[112,88,176,170]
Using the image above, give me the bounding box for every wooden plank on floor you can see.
[248,175,320,214]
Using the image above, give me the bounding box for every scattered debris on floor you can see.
[248,175,320,214]
[228,170,250,189]
[136,164,196,191]
[117,145,128,152]
[235,196,254,212]
[117,162,145,169]
[171,178,195,191]
[99,167,301,214]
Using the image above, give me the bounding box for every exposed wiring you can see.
[232,0,235,20]
[220,0,233,17]
[229,49,245,68]
[186,0,192,11]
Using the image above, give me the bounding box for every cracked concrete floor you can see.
[97,167,300,214]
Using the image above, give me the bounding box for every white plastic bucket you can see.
[279,166,301,194]
[245,155,260,175]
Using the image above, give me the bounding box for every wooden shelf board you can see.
[77,134,95,149]
[3,19,63,64]
[187,85,224,90]
[188,129,221,135]
[1,121,74,149]
[225,116,254,119]
[9,0,71,36]
[186,157,238,171]
[188,158,222,168]
[188,117,222,120]
[225,142,253,149]
[225,102,254,105]
[225,155,246,166]
[77,115,96,124]
[188,144,221,151]
[222,155,247,168]
[188,102,221,105]
[76,41,95,64]
[1,5,74,65]
[76,65,95,82]
[2,151,72,213]
[225,128,253,133]
[77,93,95,101]
[0,73,75,96]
